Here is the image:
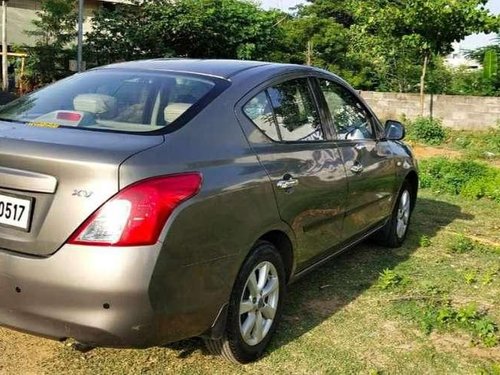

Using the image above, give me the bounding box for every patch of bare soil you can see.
[430,332,500,361]
[412,144,462,160]
[303,296,346,319]
[0,328,59,375]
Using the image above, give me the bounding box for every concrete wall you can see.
[360,91,500,130]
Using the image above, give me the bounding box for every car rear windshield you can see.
[0,70,217,133]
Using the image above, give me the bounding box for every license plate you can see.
[0,192,33,231]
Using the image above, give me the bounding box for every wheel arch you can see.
[203,227,295,341]
[404,170,419,211]
[258,230,295,283]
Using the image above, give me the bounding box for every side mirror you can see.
[384,120,405,141]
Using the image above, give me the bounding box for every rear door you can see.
[315,77,396,239]
[237,75,348,269]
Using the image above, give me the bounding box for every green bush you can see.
[407,117,447,145]
[419,157,500,202]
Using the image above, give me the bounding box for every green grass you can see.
[447,127,500,161]
[0,189,498,374]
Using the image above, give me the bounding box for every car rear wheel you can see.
[204,241,285,363]
[373,181,413,248]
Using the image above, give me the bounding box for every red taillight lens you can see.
[68,173,202,247]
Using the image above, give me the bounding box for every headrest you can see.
[164,103,192,123]
[73,94,117,114]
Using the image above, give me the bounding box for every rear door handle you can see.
[277,178,299,190]
[350,163,364,174]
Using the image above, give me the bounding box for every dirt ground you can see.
[411,144,461,159]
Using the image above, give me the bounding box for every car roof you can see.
[99,59,303,79]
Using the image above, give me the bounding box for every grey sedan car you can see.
[0,59,417,363]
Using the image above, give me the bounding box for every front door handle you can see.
[277,177,299,190]
[350,163,364,174]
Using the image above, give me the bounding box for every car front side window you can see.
[318,79,374,141]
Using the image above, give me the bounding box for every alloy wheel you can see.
[396,190,411,238]
[239,261,280,346]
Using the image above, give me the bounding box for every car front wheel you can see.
[204,241,286,363]
[373,181,414,248]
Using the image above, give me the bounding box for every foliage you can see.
[419,235,432,247]
[467,44,500,63]
[476,363,500,375]
[419,157,500,201]
[483,49,498,80]
[481,268,498,286]
[445,67,495,96]
[85,0,284,66]
[449,234,475,253]
[378,269,405,290]
[23,0,77,86]
[20,0,500,95]
[445,47,500,96]
[448,127,500,160]
[396,301,499,347]
[406,117,447,145]
[25,0,77,47]
[298,0,499,92]
[463,270,477,284]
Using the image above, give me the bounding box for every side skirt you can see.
[290,219,388,283]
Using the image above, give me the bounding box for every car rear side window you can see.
[0,70,216,133]
[243,91,280,141]
[243,78,324,143]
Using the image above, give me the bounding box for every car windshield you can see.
[0,70,216,133]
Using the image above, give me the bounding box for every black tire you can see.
[373,181,413,248]
[204,241,286,364]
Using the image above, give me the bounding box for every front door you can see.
[316,78,396,240]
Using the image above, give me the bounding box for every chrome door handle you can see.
[350,163,364,174]
[277,178,299,190]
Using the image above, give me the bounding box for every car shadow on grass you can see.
[165,196,474,360]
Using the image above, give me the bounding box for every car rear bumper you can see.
[0,244,168,347]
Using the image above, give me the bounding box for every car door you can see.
[315,77,397,240]
[237,76,348,269]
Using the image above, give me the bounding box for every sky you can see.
[260,0,500,50]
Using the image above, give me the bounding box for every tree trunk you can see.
[419,53,429,117]
[306,40,313,66]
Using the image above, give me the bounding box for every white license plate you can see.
[0,193,33,231]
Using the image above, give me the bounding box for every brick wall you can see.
[360,91,500,130]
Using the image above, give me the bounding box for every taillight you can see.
[68,173,202,247]
[56,111,82,122]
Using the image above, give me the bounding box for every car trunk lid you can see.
[0,121,164,256]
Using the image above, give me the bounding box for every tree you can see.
[24,0,77,85]
[26,0,77,47]
[86,0,284,66]
[353,0,499,112]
